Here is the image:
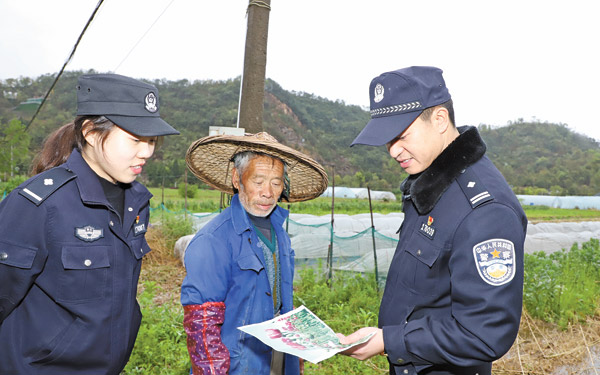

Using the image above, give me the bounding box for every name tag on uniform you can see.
[418,216,436,239]
[133,223,146,236]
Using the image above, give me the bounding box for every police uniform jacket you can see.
[379,126,527,375]
[181,194,300,375]
[0,149,152,375]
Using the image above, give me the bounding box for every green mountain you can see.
[1,71,599,195]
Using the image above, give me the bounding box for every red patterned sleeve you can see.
[183,302,230,375]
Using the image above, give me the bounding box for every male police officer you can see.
[338,66,527,375]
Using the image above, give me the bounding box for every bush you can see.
[123,281,189,374]
[0,175,28,196]
[149,211,195,252]
[178,183,198,199]
[523,238,600,328]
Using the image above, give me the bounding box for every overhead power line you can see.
[26,0,106,131]
[113,0,177,72]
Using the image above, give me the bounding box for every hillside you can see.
[1,71,599,195]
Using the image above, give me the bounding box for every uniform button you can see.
[266,291,272,296]
[403,369,409,374]
[140,248,144,253]
[84,259,92,267]
[109,221,114,227]
[0,252,8,260]
[128,207,133,212]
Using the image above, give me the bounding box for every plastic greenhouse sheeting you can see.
[350,188,397,201]
[319,187,397,200]
[320,187,356,199]
[174,210,600,279]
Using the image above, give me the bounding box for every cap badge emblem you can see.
[145,92,158,113]
[373,83,384,103]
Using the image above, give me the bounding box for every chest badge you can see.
[75,225,104,242]
[419,216,436,239]
[473,238,516,286]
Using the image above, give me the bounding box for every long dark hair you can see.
[30,116,115,175]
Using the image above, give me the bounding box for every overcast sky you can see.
[1,0,599,141]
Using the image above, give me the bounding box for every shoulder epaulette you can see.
[19,167,76,206]
[456,167,494,208]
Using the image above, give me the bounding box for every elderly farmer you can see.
[181,132,328,375]
[337,66,527,375]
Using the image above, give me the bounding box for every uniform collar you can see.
[230,194,288,235]
[64,149,151,207]
[401,126,486,215]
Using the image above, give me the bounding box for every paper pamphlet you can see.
[238,305,374,364]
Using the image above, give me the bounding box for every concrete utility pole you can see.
[238,0,271,134]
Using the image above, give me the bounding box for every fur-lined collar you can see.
[401,126,486,215]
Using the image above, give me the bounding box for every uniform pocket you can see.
[59,245,110,302]
[31,317,85,365]
[0,241,37,269]
[398,232,444,296]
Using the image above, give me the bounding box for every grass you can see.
[522,205,600,222]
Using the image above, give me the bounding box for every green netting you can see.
[154,203,403,279]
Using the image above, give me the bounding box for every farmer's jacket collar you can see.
[401,126,486,215]
[230,194,288,236]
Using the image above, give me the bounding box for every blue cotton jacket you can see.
[181,194,300,375]
[379,127,527,375]
[0,149,152,375]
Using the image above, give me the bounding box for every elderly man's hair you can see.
[232,151,288,194]
[419,99,455,127]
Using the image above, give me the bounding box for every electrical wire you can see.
[112,0,177,73]
[26,0,106,131]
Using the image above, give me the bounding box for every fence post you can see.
[327,165,335,286]
[368,186,380,291]
[184,169,188,220]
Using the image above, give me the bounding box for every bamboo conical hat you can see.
[185,132,328,202]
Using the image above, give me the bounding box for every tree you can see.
[0,119,31,180]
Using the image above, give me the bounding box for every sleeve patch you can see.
[473,238,516,286]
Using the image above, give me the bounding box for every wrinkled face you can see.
[386,115,445,175]
[82,124,156,184]
[233,155,284,217]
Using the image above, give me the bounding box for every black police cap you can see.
[76,73,179,137]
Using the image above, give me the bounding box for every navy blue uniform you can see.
[0,149,152,375]
[379,127,527,375]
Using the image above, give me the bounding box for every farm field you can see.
[123,188,600,374]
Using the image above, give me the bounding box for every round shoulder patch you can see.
[472,238,516,286]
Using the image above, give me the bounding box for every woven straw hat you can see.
[185,132,329,202]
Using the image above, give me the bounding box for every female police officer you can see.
[0,73,179,374]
